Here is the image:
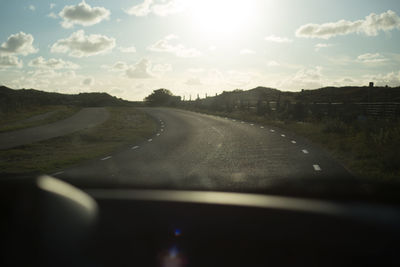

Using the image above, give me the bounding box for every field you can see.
[0,107,156,176]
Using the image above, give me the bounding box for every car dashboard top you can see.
[1,176,400,267]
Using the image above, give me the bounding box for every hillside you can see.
[0,86,132,113]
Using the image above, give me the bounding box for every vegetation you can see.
[0,105,80,132]
[0,107,157,176]
[144,88,181,106]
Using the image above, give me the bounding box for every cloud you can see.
[0,55,23,68]
[109,61,129,71]
[240,49,255,55]
[265,35,293,43]
[48,12,58,19]
[368,71,400,87]
[82,77,94,86]
[279,67,324,89]
[119,46,136,53]
[152,63,172,73]
[315,43,333,51]
[59,1,110,28]
[148,35,201,58]
[124,0,184,16]
[51,30,115,57]
[185,77,202,86]
[125,59,153,79]
[28,56,79,69]
[296,10,400,39]
[50,3,56,9]
[267,60,279,67]
[124,0,153,16]
[0,32,38,55]
[357,53,388,63]
[29,5,35,11]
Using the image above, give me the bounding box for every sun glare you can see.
[186,0,255,38]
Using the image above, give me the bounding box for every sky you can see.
[0,0,400,101]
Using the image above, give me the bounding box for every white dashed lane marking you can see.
[52,171,64,176]
[313,164,322,171]
[161,129,164,132]
[156,133,160,136]
[291,140,297,144]
[260,126,264,129]
[281,134,286,137]
[131,146,139,150]
[270,129,275,132]
[241,121,245,124]
[250,123,254,126]
[302,149,309,154]
[101,156,112,161]
[148,139,153,142]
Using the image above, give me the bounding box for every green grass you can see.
[0,107,157,175]
[183,107,400,182]
[0,105,80,132]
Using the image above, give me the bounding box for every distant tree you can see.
[144,88,181,106]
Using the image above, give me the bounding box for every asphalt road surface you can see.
[0,107,109,150]
[56,108,353,192]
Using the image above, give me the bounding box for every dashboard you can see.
[2,176,400,267]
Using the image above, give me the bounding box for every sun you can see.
[186,0,255,38]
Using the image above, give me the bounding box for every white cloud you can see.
[48,12,58,19]
[108,61,129,71]
[126,59,153,79]
[0,32,38,56]
[267,61,279,67]
[367,71,400,87]
[151,0,184,16]
[82,77,94,86]
[315,43,333,51]
[51,30,115,57]
[240,49,255,55]
[148,35,201,58]
[50,3,56,9]
[59,1,110,28]
[119,46,136,53]
[0,55,23,68]
[185,77,202,86]
[265,35,293,43]
[357,53,388,63]
[152,63,172,73]
[28,5,35,11]
[296,10,400,39]
[124,0,153,16]
[124,0,184,16]
[28,56,79,69]
[279,67,324,90]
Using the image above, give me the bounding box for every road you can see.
[0,107,109,150]
[56,108,353,192]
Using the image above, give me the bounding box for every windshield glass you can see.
[1,0,400,199]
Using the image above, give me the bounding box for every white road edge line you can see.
[101,156,112,161]
[52,171,64,176]
[291,140,297,144]
[132,146,139,150]
[313,164,322,171]
[302,149,309,154]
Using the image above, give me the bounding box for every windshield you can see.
[1,0,400,200]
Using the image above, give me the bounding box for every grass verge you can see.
[0,105,80,132]
[0,107,156,176]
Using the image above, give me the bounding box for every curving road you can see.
[0,107,109,150]
[57,108,353,192]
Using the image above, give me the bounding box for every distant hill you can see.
[0,86,132,113]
